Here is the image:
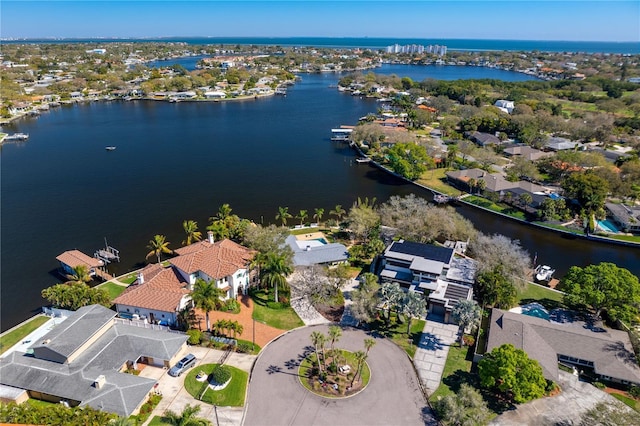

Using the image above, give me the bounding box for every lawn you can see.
[367,313,425,358]
[611,393,640,412]
[0,315,50,355]
[98,281,128,300]
[251,289,304,330]
[517,282,565,309]
[464,196,527,220]
[428,344,473,401]
[416,168,460,196]
[118,273,139,285]
[290,227,322,235]
[148,416,171,426]
[184,364,248,406]
[298,349,371,397]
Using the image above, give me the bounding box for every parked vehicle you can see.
[168,353,196,377]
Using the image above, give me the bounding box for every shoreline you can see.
[350,144,640,249]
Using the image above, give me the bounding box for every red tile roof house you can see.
[114,234,256,327]
[56,250,104,278]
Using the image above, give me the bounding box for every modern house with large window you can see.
[377,240,477,323]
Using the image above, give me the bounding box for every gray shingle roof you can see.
[0,305,187,417]
[30,304,116,363]
[286,235,348,266]
[487,309,640,385]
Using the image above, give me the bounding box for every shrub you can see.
[211,365,231,385]
[223,298,240,312]
[462,334,476,347]
[186,329,202,345]
[629,385,640,398]
[593,381,606,390]
[236,342,253,354]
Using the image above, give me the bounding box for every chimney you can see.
[207,231,215,244]
[137,271,144,284]
[93,375,106,389]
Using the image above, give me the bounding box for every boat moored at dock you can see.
[4,133,29,141]
[534,265,555,282]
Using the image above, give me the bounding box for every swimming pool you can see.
[598,219,619,233]
[313,238,328,245]
[521,303,550,320]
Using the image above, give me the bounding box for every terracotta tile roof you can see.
[113,264,189,313]
[170,239,256,280]
[56,250,103,269]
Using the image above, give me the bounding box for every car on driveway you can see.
[168,353,196,377]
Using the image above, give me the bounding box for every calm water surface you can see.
[1,67,638,331]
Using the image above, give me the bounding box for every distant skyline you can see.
[1,1,638,42]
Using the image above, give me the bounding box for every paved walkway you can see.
[288,270,331,326]
[339,278,360,327]
[413,317,460,394]
[490,371,638,425]
[143,346,256,426]
[194,295,284,348]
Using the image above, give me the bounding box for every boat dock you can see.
[330,125,354,141]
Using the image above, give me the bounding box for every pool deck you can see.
[295,231,326,241]
[1,315,69,358]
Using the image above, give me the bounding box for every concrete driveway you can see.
[143,346,256,426]
[243,325,436,426]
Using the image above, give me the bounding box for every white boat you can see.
[4,133,29,141]
[355,157,371,163]
[535,265,555,282]
[105,146,116,151]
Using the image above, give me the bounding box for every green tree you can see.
[163,403,210,426]
[478,343,547,404]
[519,192,533,212]
[191,278,224,332]
[276,206,292,226]
[561,262,640,323]
[379,282,404,323]
[297,209,308,226]
[330,204,346,222]
[400,291,427,335]
[65,264,92,284]
[260,252,293,303]
[146,234,172,263]
[328,325,342,356]
[310,331,325,373]
[346,197,380,243]
[351,350,368,387]
[451,299,482,344]
[313,208,325,225]
[562,172,609,230]
[182,219,202,246]
[41,282,110,310]
[363,337,376,356]
[386,142,433,180]
[475,265,517,309]
[351,273,380,324]
[433,384,491,426]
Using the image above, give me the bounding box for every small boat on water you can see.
[105,146,116,151]
[433,194,451,204]
[355,157,371,163]
[535,265,555,282]
[4,133,29,141]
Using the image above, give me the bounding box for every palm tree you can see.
[232,322,243,338]
[260,252,293,303]
[109,418,136,426]
[310,331,325,373]
[191,278,223,332]
[163,404,210,426]
[364,338,376,356]
[206,220,229,241]
[476,178,486,195]
[146,234,172,263]
[313,208,325,225]
[467,178,476,194]
[297,209,308,226]
[519,192,533,212]
[177,306,198,331]
[328,325,342,356]
[379,282,403,323]
[65,264,92,284]
[330,204,345,221]
[451,300,482,345]
[350,350,368,387]
[275,206,292,226]
[182,220,202,246]
[212,203,233,223]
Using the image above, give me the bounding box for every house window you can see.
[161,314,165,318]
[126,308,130,312]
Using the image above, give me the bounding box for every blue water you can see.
[521,304,550,320]
[6,37,639,54]
[598,220,619,233]
[314,238,328,245]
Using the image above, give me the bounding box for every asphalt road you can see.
[243,325,436,426]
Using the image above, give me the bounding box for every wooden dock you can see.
[95,269,114,281]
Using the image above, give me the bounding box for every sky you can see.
[1,1,638,42]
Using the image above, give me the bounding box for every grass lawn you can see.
[0,315,50,355]
[298,349,371,397]
[184,364,248,406]
[428,344,473,401]
[148,416,172,426]
[464,196,526,220]
[517,282,565,309]
[611,393,640,412]
[251,289,304,330]
[367,314,425,358]
[118,273,139,285]
[290,227,322,235]
[416,168,460,196]
[98,281,128,300]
